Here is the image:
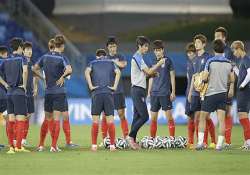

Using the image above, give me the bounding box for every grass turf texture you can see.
[0,125,250,175]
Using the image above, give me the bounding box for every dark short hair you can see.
[193,34,207,44]
[9,37,24,51]
[215,26,228,39]
[213,39,225,53]
[54,34,65,48]
[0,45,8,54]
[136,36,150,48]
[185,42,196,53]
[96,49,106,57]
[153,40,164,50]
[23,41,32,50]
[106,36,117,46]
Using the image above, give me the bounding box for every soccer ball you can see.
[103,137,111,149]
[115,138,129,149]
[154,136,165,149]
[140,136,155,149]
[162,137,171,149]
[175,136,187,148]
[165,136,176,148]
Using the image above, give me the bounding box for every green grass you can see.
[0,125,250,175]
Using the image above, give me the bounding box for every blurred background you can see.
[0,0,250,125]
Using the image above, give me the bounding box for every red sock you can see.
[207,118,216,144]
[195,119,199,140]
[120,118,129,138]
[39,119,49,147]
[16,121,25,149]
[108,122,116,145]
[23,118,30,139]
[13,121,17,141]
[7,121,15,147]
[150,120,157,138]
[52,120,60,148]
[225,115,233,144]
[48,118,55,139]
[168,119,175,137]
[101,115,108,139]
[203,121,209,145]
[239,118,250,140]
[5,120,9,137]
[187,119,195,144]
[91,122,99,145]
[63,118,71,144]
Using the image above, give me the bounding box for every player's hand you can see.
[33,89,38,97]
[108,86,117,91]
[90,85,99,91]
[56,77,65,87]
[19,85,26,93]
[170,93,176,102]
[158,58,165,66]
[188,93,192,103]
[239,85,245,91]
[4,84,9,90]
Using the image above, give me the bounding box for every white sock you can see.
[198,132,204,145]
[246,139,250,146]
[217,135,224,147]
[92,144,97,148]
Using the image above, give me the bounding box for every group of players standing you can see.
[1,26,250,153]
[0,35,78,154]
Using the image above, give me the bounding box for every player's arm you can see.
[228,72,235,98]
[33,76,39,97]
[56,65,72,87]
[84,67,98,91]
[113,59,127,69]
[142,59,165,76]
[187,74,195,103]
[239,68,250,89]
[22,64,28,92]
[170,70,176,101]
[0,76,8,89]
[147,77,153,97]
[108,68,121,91]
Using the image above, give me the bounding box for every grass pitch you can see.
[0,124,250,175]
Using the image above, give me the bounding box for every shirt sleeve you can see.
[168,58,174,71]
[36,56,44,68]
[140,58,148,70]
[63,56,70,67]
[22,56,28,66]
[118,54,126,62]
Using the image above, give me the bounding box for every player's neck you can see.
[215,53,223,56]
[12,51,22,55]
[240,51,246,58]
[197,49,205,56]
[109,52,116,57]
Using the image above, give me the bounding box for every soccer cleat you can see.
[6,147,15,154]
[65,143,79,148]
[110,145,116,152]
[215,145,223,151]
[91,145,97,152]
[208,143,216,149]
[21,139,30,147]
[195,144,205,151]
[56,146,62,152]
[223,143,232,150]
[15,147,30,153]
[186,144,194,150]
[126,137,139,150]
[37,146,45,152]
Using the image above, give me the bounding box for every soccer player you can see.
[37,38,55,150]
[85,48,121,152]
[214,27,236,148]
[21,41,38,146]
[34,35,73,152]
[148,40,176,138]
[188,34,216,148]
[101,36,129,140]
[185,42,196,148]
[127,36,165,150]
[0,46,8,150]
[231,41,250,150]
[196,39,234,151]
[0,38,30,153]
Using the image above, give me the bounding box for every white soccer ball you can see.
[103,137,111,149]
[115,138,129,149]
